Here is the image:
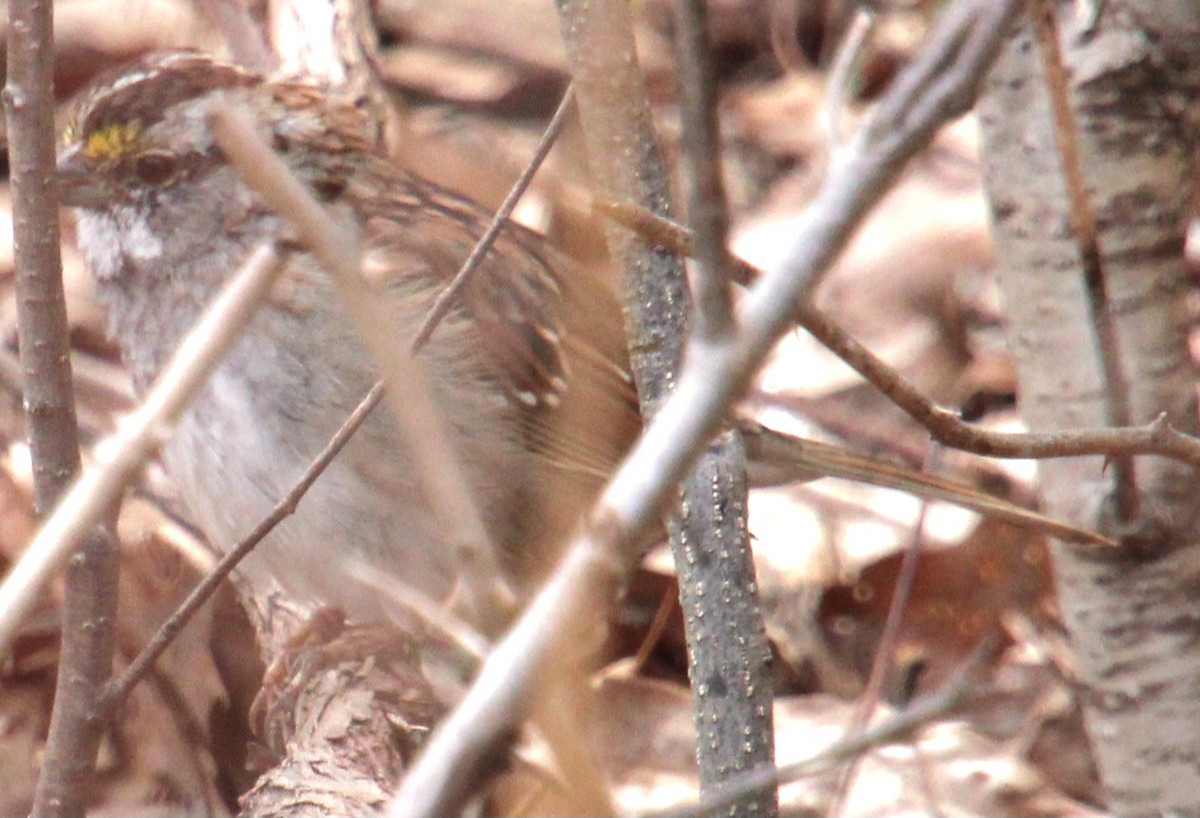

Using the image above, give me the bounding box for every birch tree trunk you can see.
[977,3,1200,813]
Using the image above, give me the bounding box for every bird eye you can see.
[131,150,178,186]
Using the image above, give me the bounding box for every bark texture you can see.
[553,1,774,814]
[237,602,443,817]
[978,3,1200,813]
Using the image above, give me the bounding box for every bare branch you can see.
[98,381,385,716]
[673,0,735,341]
[800,309,1200,470]
[636,641,992,818]
[388,3,1022,815]
[562,0,772,812]
[600,202,1200,475]
[413,83,576,351]
[670,1,772,813]
[6,0,75,499]
[5,0,119,812]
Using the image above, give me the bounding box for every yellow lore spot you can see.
[78,121,143,160]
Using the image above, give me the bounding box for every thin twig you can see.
[412,83,576,352]
[598,202,1200,474]
[799,310,1200,468]
[831,447,938,816]
[1029,0,1137,520]
[595,200,701,254]
[742,423,1111,546]
[97,381,385,716]
[631,583,676,674]
[388,4,1021,815]
[0,242,290,657]
[207,101,513,625]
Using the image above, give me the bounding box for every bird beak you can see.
[56,145,109,210]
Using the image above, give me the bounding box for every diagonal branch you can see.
[387,2,1022,815]
[600,202,1200,476]
[0,243,290,657]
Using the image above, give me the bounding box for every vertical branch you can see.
[555,0,775,813]
[4,1,119,815]
[672,0,774,816]
[674,431,772,818]
[6,0,73,499]
[553,0,684,411]
[674,0,735,342]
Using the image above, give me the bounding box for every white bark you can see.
[978,3,1200,812]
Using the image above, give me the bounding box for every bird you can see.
[57,51,1107,635]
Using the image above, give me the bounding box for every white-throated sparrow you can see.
[58,51,638,624]
[56,51,1107,636]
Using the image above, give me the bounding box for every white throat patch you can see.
[75,208,163,281]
